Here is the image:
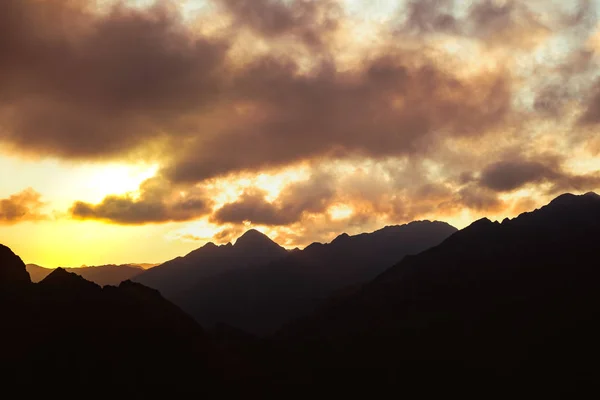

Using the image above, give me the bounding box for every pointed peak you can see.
[305,241,324,251]
[118,280,162,298]
[331,233,350,244]
[235,229,274,247]
[40,267,100,290]
[463,218,499,233]
[42,267,73,280]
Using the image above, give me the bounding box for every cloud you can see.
[0,0,228,160]
[400,0,457,35]
[212,188,290,225]
[4,0,599,237]
[455,185,504,212]
[212,227,246,244]
[480,157,600,193]
[0,189,47,224]
[579,79,600,125]
[399,0,558,49]
[480,159,560,192]
[212,172,335,226]
[217,0,341,49]
[70,177,211,224]
[165,54,511,182]
[467,0,551,48]
[0,0,512,184]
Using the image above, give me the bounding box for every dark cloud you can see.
[213,173,335,226]
[0,0,513,184]
[580,79,600,125]
[400,0,457,35]
[212,189,290,225]
[3,0,598,235]
[398,0,552,48]
[70,178,211,224]
[552,172,600,193]
[0,0,227,159]
[532,47,596,117]
[480,157,600,193]
[456,186,504,212]
[165,55,511,182]
[468,0,549,46]
[0,189,46,224]
[480,159,560,192]
[217,0,341,49]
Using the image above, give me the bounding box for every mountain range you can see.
[0,246,233,395]
[135,221,457,334]
[25,263,154,286]
[134,229,290,298]
[275,192,600,387]
[2,192,600,392]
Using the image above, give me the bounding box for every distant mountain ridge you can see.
[133,229,289,298]
[26,263,152,286]
[138,221,457,334]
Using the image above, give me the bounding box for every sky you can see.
[1,0,600,267]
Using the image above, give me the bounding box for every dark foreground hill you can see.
[275,192,600,387]
[176,221,457,334]
[0,245,251,395]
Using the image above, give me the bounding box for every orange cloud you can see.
[0,189,47,224]
[70,177,211,224]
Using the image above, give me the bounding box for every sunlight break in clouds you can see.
[1,0,599,266]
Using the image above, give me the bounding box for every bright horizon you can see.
[2,0,600,267]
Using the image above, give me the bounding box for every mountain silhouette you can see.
[235,229,285,251]
[0,246,243,395]
[276,192,600,387]
[3,193,600,392]
[133,229,289,298]
[26,263,147,286]
[176,221,457,334]
[0,244,30,287]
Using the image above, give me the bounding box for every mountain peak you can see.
[235,229,276,248]
[0,244,31,286]
[549,193,578,205]
[40,268,100,291]
[331,233,350,244]
[549,192,600,207]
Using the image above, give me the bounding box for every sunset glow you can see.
[1,0,600,267]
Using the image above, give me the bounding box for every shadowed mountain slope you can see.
[276,192,600,386]
[177,221,457,334]
[133,229,289,298]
